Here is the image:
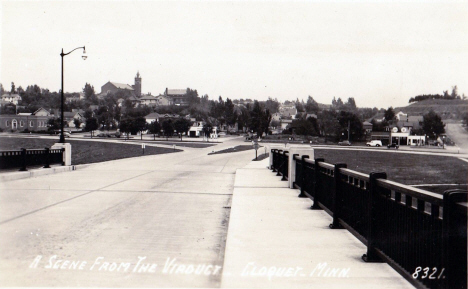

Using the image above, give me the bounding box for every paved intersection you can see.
[0,136,253,287]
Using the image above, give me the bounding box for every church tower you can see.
[134,71,142,97]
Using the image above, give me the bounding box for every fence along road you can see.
[0,137,253,287]
[262,149,467,289]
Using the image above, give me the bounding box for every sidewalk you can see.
[221,158,414,288]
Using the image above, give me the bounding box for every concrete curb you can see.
[0,164,91,182]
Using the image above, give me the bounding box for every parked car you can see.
[338,140,352,146]
[387,143,399,149]
[366,140,382,147]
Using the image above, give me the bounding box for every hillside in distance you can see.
[395,99,468,119]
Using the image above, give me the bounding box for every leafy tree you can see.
[0,103,16,114]
[73,118,82,130]
[264,97,280,114]
[95,106,114,131]
[249,100,271,138]
[83,109,93,119]
[289,117,319,139]
[384,107,395,122]
[118,117,146,139]
[10,82,15,94]
[422,110,445,139]
[162,119,174,140]
[370,118,389,132]
[451,85,459,99]
[134,116,147,140]
[237,106,251,132]
[47,118,61,132]
[186,88,200,107]
[174,117,192,140]
[202,122,213,141]
[147,121,161,140]
[119,118,133,139]
[0,83,4,95]
[337,111,363,141]
[224,98,237,127]
[318,110,341,142]
[344,97,357,111]
[358,107,378,121]
[122,98,133,108]
[85,117,99,137]
[83,83,95,99]
[295,98,305,112]
[305,96,319,113]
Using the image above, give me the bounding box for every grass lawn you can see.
[312,149,468,194]
[0,137,182,166]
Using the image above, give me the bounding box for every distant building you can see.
[145,112,181,124]
[278,104,297,118]
[139,94,158,106]
[53,110,85,128]
[271,112,282,122]
[0,107,51,132]
[100,71,142,97]
[395,111,408,121]
[280,119,293,130]
[188,121,205,137]
[139,94,173,107]
[368,113,386,123]
[165,88,189,106]
[362,121,372,132]
[1,93,22,105]
[65,93,81,103]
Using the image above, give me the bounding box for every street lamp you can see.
[60,46,86,143]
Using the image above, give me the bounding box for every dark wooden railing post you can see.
[362,172,387,262]
[311,158,324,210]
[271,149,277,172]
[43,147,51,168]
[329,163,347,229]
[442,190,467,289]
[276,150,283,176]
[298,155,309,198]
[281,151,288,181]
[19,148,27,171]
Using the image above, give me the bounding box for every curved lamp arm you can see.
[61,46,86,57]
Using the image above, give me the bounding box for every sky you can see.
[1,0,468,109]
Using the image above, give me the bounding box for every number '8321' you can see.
[412,267,445,279]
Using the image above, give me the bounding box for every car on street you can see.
[338,140,352,146]
[387,143,399,149]
[366,140,383,147]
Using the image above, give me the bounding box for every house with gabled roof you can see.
[0,107,52,131]
[164,88,189,106]
[1,93,22,105]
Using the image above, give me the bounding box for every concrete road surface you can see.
[445,123,468,153]
[0,137,255,287]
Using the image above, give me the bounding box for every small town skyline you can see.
[2,1,467,109]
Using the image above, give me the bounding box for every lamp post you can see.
[60,46,87,143]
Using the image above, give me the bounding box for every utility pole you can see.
[348,120,351,142]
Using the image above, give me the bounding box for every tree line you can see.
[408,86,466,103]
